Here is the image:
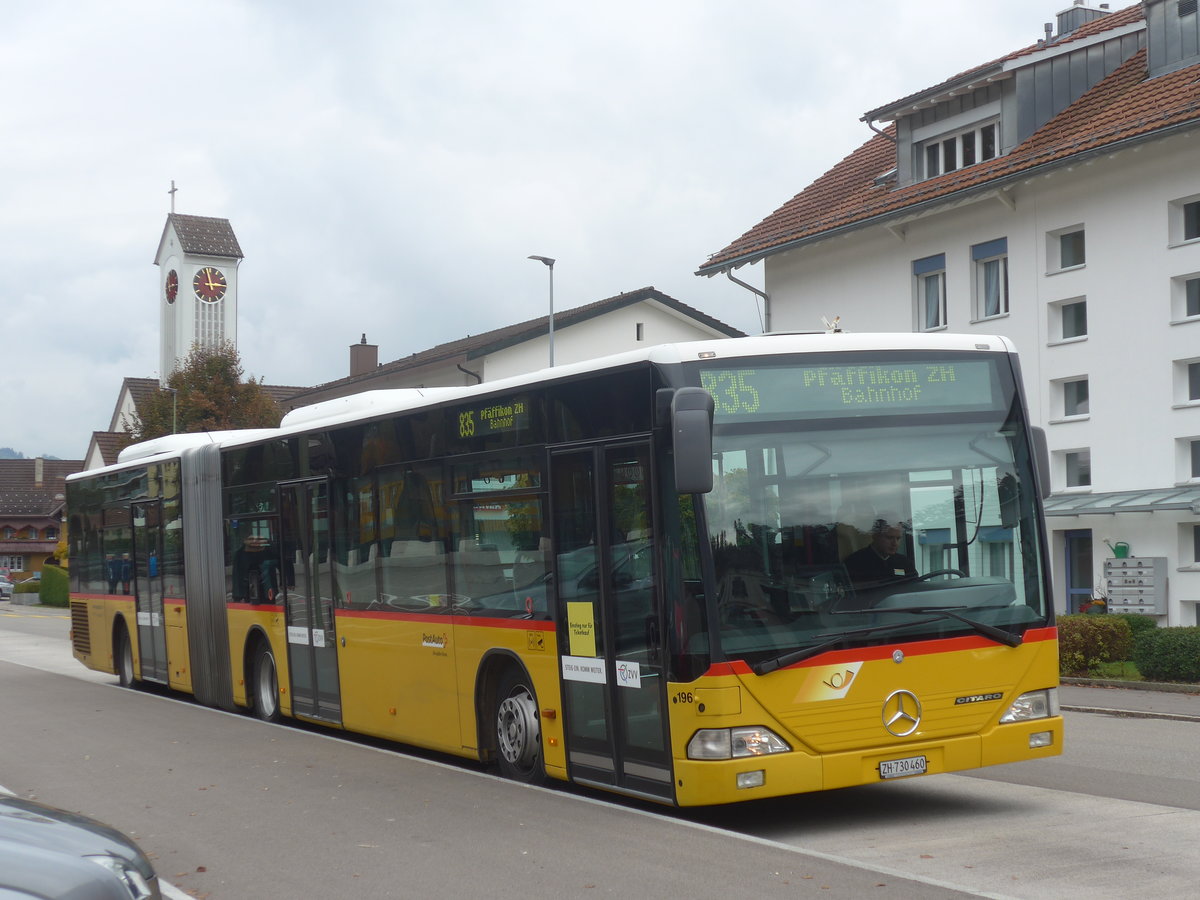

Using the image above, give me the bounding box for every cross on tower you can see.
[168,180,177,214]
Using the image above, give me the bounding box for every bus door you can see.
[279,479,342,723]
[131,500,168,684]
[551,442,672,801]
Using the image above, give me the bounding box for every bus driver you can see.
[843,519,916,587]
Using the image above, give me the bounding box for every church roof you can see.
[158,214,244,261]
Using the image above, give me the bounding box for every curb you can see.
[1061,676,1200,695]
[1059,704,1200,723]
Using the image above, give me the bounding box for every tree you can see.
[124,342,283,443]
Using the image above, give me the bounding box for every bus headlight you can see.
[687,726,791,760]
[999,688,1060,723]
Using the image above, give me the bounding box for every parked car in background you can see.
[0,794,160,899]
[0,577,13,600]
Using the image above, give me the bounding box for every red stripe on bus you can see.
[703,626,1058,676]
[336,608,556,631]
[226,603,285,613]
[68,594,187,604]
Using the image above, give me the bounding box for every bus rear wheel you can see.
[494,669,545,785]
[251,644,282,723]
[115,625,135,688]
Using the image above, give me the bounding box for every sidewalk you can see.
[1061,678,1200,722]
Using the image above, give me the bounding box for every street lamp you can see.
[527,255,555,367]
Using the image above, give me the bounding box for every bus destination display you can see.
[699,360,998,420]
[457,397,530,439]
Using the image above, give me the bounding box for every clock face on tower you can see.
[193,266,227,302]
[164,269,179,304]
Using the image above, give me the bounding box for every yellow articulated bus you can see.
[68,332,1061,806]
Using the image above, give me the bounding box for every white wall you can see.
[483,301,733,381]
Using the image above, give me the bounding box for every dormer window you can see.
[921,120,999,179]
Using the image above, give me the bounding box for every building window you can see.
[913,253,947,330]
[972,238,1008,319]
[1,528,13,540]
[1169,196,1200,243]
[1063,378,1089,417]
[1062,300,1087,338]
[1192,440,1200,479]
[1048,297,1087,342]
[1065,450,1092,488]
[44,526,58,541]
[1174,359,1200,404]
[1172,274,1200,321]
[0,556,23,573]
[635,322,644,342]
[1058,229,1086,269]
[1193,524,1200,564]
[921,120,999,179]
[1170,195,1200,244]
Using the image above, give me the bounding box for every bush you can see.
[1058,614,1134,675]
[1110,613,1158,643]
[1133,626,1200,683]
[39,565,69,608]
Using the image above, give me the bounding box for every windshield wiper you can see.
[750,619,943,675]
[883,606,1023,648]
[749,607,1022,676]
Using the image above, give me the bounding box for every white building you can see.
[698,1,1200,624]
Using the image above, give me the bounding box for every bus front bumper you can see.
[671,716,1063,806]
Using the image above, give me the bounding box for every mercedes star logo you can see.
[882,689,922,737]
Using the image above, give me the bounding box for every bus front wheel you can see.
[115,626,135,688]
[494,669,545,785]
[251,644,282,723]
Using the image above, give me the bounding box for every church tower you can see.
[154,212,244,385]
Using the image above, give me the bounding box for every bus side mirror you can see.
[672,387,714,494]
[1031,426,1051,500]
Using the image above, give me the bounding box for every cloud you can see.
[1,0,1059,457]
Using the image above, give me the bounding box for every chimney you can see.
[34,457,43,487]
[350,333,378,378]
[1055,0,1110,39]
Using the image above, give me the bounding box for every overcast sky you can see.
[3,0,1065,459]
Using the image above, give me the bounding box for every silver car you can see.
[0,578,13,600]
[0,795,160,899]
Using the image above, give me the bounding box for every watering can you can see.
[1107,541,1130,559]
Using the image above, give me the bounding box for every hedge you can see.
[1058,613,1133,676]
[38,565,69,608]
[1133,626,1200,683]
[1109,613,1158,641]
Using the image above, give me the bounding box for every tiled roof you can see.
[260,384,308,404]
[697,8,1200,274]
[865,5,1145,121]
[286,286,746,403]
[89,431,128,467]
[124,377,161,409]
[0,459,83,517]
[160,214,243,260]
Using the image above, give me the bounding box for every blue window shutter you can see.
[912,253,946,276]
[971,237,1008,260]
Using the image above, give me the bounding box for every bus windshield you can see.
[694,351,1048,670]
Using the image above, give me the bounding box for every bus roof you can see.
[71,331,1016,480]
